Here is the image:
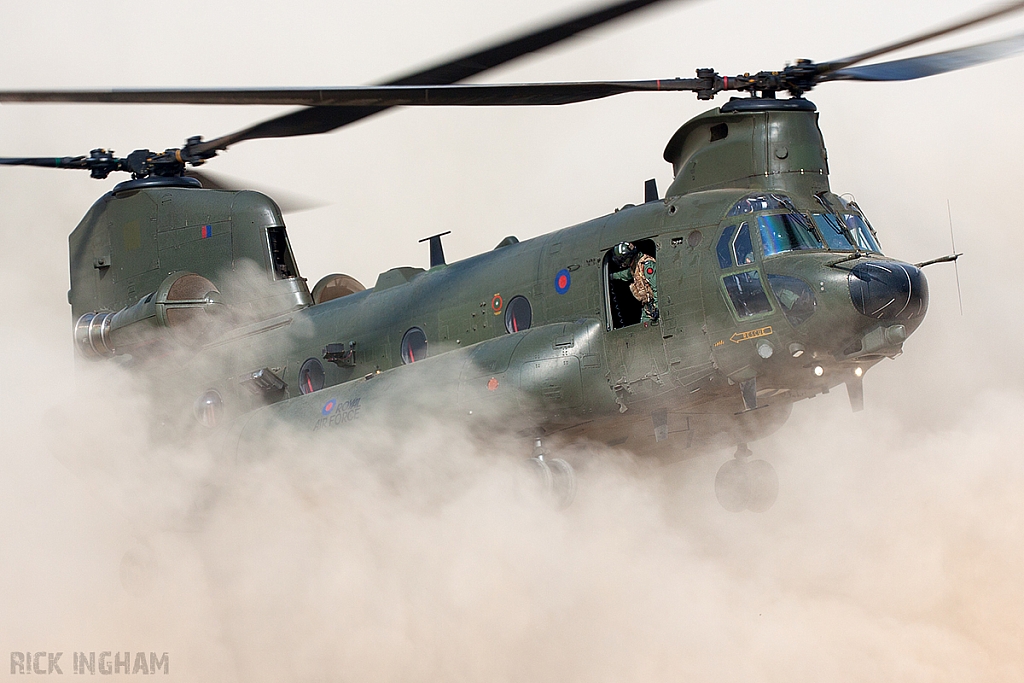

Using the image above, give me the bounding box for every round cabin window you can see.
[401,327,428,364]
[504,296,533,333]
[298,358,326,394]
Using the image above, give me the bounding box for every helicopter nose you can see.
[848,261,928,321]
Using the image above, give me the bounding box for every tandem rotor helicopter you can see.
[2,0,1023,511]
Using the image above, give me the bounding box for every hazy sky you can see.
[2,2,1024,680]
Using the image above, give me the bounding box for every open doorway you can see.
[603,238,657,330]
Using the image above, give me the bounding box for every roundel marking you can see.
[491,293,503,314]
[554,269,571,295]
[646,266,655,276]
[322,399,337,416]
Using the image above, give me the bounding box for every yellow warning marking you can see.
[730,326,773,343]
[714,340,725,347]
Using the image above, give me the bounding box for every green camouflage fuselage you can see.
[68,99,928,458]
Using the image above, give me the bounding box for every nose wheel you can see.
[714,444,778,512]
[528,439,577,509]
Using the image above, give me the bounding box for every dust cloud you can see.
[2,1,1024,679]
[2,289,1024,682]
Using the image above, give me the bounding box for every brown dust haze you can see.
[2,0,1024,680]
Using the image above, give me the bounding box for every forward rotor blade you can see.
[822,0,1024,73]
[828,30,1024,81]
[183,169,241,191]
[0,79,702,108]
[191,0,687,154]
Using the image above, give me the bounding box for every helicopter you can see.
[2,0,1023,512]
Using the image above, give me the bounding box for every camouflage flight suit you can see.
[611,253,659,324]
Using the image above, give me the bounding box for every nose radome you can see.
[848,261,929,320]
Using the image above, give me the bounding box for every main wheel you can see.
[745,459,778,513]
[714,459,750,512]
[527,456,553,492]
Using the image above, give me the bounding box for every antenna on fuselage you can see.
[419,231,452,268]
[947,200,963,316]
[644,178,658,203]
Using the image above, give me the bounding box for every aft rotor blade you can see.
[0,80,703,107]
[191,0,687,154]
[185,169,327,214]
[821,0,1024,74]
[828,30,1024,81]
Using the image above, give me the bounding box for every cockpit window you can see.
[717,225,737,268]
[723,270,772,318]
[717,223,755,268]
[734,223,755,265]
[727,193,797,217]
[267,227,298,280]
[767,274,816,326]
[811,213,856,251]
[757,213,823,257]
[844,214,882,252]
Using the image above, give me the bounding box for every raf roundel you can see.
[322,399,337,416]
[554,268,571,295]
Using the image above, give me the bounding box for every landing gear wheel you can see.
[547,457,577,509]
[527,455,553,492]
[745,459,778,513]
[526,438,577,508]
[714,459,750,512]
[714,446,779,513]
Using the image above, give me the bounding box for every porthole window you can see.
[298,358,325,394]
[401,327,428,364]
[504,296,533,333]
[193,390,223,428]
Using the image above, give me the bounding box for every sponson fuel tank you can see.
[228,320,617,455]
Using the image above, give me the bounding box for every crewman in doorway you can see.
[610,241,659,324]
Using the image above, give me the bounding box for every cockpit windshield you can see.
[721,192,882,262]
[757,213,823,257]
[844,214,882,252]
[811,213,857,251]
[727,192,797,217]
[814,193,883,253]
[810,213,881,252]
